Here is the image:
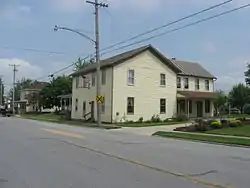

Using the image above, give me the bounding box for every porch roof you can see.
[177,91,217,99]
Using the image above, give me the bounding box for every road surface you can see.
[0,117,249,188]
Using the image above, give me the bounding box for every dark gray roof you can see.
[71,45,180,76]
[169,59,216,79]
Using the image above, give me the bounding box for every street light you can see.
[53,24,102,127]
[53,25,96,44]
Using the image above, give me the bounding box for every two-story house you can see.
[18,82,49,114]
[71,45,217,123]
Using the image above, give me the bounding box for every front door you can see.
[197,101,203,117]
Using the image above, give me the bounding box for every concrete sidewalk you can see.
[110,123,189,136]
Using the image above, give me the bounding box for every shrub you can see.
[220,119,229,127]
[236,117,246,122]
[137,117,143,123]
[176,114,188,122]
[229,120,242,127]
[210,121,222,129]
[207,120,217,125]
[195,119,208,132]
[163,118,170,122]
[151,115,161,122]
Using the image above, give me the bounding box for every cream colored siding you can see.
[112,51,177,122]
[177,76,214,92]
[71,68,113,122]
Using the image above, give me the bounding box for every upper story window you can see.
[184,78,189,89]
[205,80,210,91]
[75,77,79,88]
[127,69,135,85]
[92,73,96,87]
[195,78,200,90]
[177,77,181,88]
[160,74,166,86]
[102,70,106,85]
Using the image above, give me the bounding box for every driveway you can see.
[111,123,189,136]
[0,117,249,188]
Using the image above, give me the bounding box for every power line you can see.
[100,0,233,53]
[35,2,248,82]
[102,3,250,56]
[1,46,69,55]
[35,1,232,80]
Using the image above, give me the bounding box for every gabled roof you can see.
[22,82,49,91]
[71,45,181,76]
[169,59,216,79]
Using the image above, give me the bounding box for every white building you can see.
[71,45,217,123]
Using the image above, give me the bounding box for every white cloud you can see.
[0,58,44,91]
[0,4,31,19]
[50,0,87,12]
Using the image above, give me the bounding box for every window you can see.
[92,73,96,87]
[75,99,78,111]
[75,77,79,88]
[127,69,135,85]
[177,77,181,88]
[189,100,192,114]
[127,97,134,114]
[195,78,200,90]
[160,99,166,114]
[102,70,106,85]
[184,78,189,89]
[205,80,210,91]
[101,97,105,114]
[160,74,166,86]
[205,100,210,113]
[83,101,86,113]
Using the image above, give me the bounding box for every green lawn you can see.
[118,121,188,127]
[20,113,121,130]
[153,131,250,147]
[207,126,250,137]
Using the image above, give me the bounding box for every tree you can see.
[8,78,33,101]
[214,90,227,115]
[39,75,72,108]
[74,58,92,71]
[245,63,250,85]
[0,78,4,105]
[228,83,250,113]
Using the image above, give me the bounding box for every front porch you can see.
[177,91,217,118]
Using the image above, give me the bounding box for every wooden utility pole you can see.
[9,64,19,114]
[86,0,108,127]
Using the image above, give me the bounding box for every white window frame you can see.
[102,70,106,85]
[205,80,210,91]
[177,77,181,88]
[184,77,189,89]
[127,69,135,85]
[127,97,134,114]
[160,98,166,114]
[195,78,200,90]
[160,73,166,87]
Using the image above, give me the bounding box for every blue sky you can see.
[0,0,249,92]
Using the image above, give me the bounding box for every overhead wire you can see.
[101,3,250,56]
[35,1,249,81]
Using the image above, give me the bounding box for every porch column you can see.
[210,100,214,117]
[203,100,206,118]
[187,100,189,118]
[60,98,62,111]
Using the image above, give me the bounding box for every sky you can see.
[0,0,249,93]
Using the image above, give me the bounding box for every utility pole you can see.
[0,76,3,106]
[86,0,108,127]
[9,64,19,114]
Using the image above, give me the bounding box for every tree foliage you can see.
[39,75,72,108]
[228,83,250,113]
[214,90,227,115]
[74,57,92,71]
[0,78,4,105]
[8,78,34,101]
[245,63,250,85]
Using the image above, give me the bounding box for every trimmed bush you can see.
[137,117,143,123]
[229,120,242,127]
[195,119,209,132]
[176,114,188,122]
[151,115,161,123]
[210,121,222,129]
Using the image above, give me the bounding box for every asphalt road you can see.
[0,118,250,188]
